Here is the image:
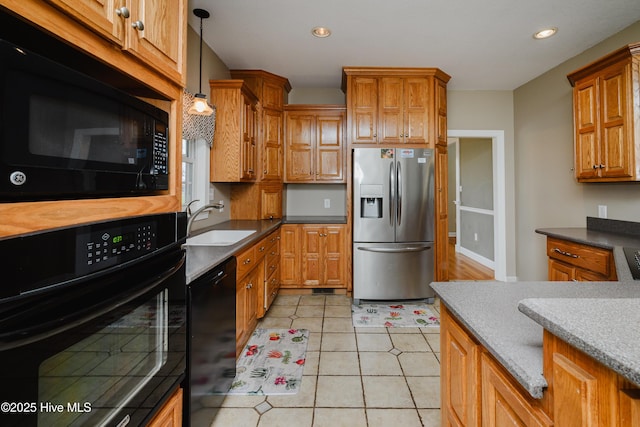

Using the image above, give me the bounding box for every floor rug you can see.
[227,328,309,395]
[352,303,440,328]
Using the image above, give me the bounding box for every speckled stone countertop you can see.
[432,217,640,399]
[183,219,281,284]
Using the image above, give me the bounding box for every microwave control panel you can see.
[76,221,158,275]
[152,130,168,175]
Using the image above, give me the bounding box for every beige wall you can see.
[514,20,640,280]
[447,90,516,278]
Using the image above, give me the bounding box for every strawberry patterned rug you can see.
[227,328,309,395]
[352,303,440,328]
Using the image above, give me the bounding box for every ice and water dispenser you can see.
[359,184,383,218]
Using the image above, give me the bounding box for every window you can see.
[181,138,209,212]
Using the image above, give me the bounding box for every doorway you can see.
[447,130,507,281]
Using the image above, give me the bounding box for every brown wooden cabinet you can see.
[342,67,451,147]
[209,80,259,182]
[257,229,281,317]
[435,145,449,281]
[279,223,347,289]
[230,70,291,182]
[567,43,640,182]
[147,387,183,427]
[0,1,184,237]
[230,182,283,220]
[284,105,346,183]
[545,237,617,281]
[46,0,186,85]
[442,304,639,427]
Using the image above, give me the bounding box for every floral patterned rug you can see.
[227,328,309,395]
[352,303,440,328]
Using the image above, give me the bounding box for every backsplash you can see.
[587,216,640,237]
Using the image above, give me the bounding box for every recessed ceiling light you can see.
[533,27,557,40]
[311,26,331,38]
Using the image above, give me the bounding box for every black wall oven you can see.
[0,38,170,201]
[0,212,187,427]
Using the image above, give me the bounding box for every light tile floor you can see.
[210,294,441,427]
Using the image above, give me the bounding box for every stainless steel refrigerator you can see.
[353,147,435,304]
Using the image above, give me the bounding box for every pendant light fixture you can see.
[188,8,214,116]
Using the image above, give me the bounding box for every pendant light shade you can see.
[189,8,214,116]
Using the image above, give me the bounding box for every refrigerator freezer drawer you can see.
[353,242,434,302]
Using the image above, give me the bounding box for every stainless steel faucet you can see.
[186,199,225,236]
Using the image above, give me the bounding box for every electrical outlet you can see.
[324,199,331,209]
[474,232,478,241]
[598,205,607,218]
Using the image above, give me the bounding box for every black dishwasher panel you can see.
[185,256,236,426]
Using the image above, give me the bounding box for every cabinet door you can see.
[481,353,552,427]
[574,78,600,180]
[436,78,448,146]
[379,77,404,144]
[147,387,183,427]
[350,76,379,144]
[435,145,449,281]
[262,109,283,181]
[242,95,258,180]
[599,63,632,179]
[323,225,345,286]
[316,113,345,182]
[548,259,575,281]
[301,226,322,286]
[441,306,481,426]
[47,0,126,45]
[285,113,314,181]
[404,77,431,145]
[552,353,599,427]
[126,0,186,84]
[280,225,301,285]
[260,183,283,219]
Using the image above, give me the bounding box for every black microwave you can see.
[0,39,169,201]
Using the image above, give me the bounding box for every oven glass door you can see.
[0,249,186,427]
[38,289,169,426]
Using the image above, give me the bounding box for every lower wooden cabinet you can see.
[147,387,182,427]
[546,237,617,281]
[481,353,552,427]
[235,228,281,355]
[442,305,640,427]
[279,223,347,289]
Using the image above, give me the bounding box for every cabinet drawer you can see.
[547,238,611,276]
[236,245,256,279]
[266,269,280,309]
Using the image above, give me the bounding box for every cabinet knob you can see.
[115,7,130,18]
[259,246,266,252]
[132,20,145,31]
[244,258,252,265]
[264,169,267,174]
[593,165,598,169]
[599,164,605,169]
[246,282,253,289]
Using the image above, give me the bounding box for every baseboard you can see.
[456,245,495,270]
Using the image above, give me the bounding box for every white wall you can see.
[513,20,640,280]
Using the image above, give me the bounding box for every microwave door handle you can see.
[0,254,185,352]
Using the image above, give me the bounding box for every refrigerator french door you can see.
[353,148,435,303]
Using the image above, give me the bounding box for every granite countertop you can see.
[432,217,640,399]
[184,219,281,284]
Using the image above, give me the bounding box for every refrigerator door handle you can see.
[389,161,395,227]
[357,245,432,253]
[397,160,402,226]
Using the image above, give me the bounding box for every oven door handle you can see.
[0,254,185,351]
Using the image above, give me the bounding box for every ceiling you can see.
[187,0,640,91]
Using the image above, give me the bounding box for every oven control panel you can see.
[623,247,640,280]
[76,221,157,275]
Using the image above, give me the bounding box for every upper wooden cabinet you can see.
[284,105,346,183]
[230,70,291,182]
[209,80,259,182]
[567,43,640,182]
[45,0,186,85]
[342,67,450,147]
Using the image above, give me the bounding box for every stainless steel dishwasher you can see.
[185,256,236,426]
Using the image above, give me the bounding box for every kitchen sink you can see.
[185,229,255,246]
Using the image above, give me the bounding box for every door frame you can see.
[448,130,507,282]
